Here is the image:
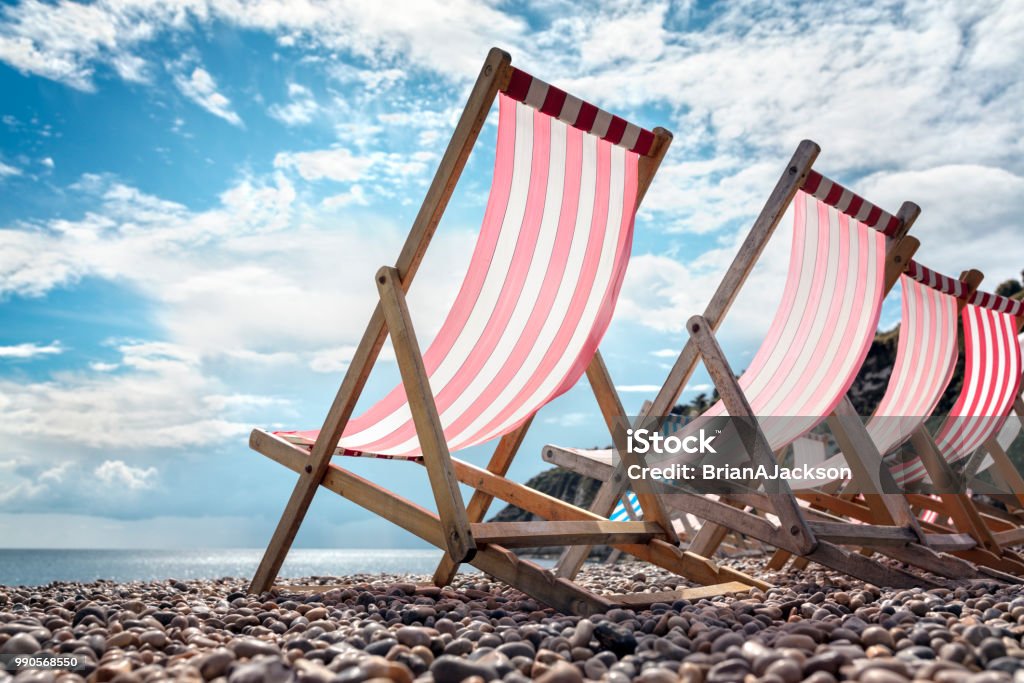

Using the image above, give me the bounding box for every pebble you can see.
[0,632,40,655]
[862,626,896,649]
[0,560,1023,683]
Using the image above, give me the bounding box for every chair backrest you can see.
[694,176,895,451]
[935,294,1023,459]
[337,70,657,456]
[866,263,963,455]
[893,290,1023,485]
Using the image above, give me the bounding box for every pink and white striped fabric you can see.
[892,292,1023,485]
[866,265,962,455]
[278,88,644,458]
[694,189,888,450]
[553,185,893,471]
[800,171,903,237]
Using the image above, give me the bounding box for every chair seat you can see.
[274,431,424,463]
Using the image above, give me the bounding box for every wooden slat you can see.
[687,498,743,557]
[471,520,666,547]
[983,437,1024,509]
[910,427,1002,553]
[993,527,1024,547]
[806,521,918,546]
[249,48,512,594]
[433,417,532,585]
[586,351,681,540]
[606,582,752,607]
[543,445,615,481]
[377,266,474,562]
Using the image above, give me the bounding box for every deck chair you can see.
[885,289,1024,567]
[545,144,956,588]
[246,48,763,616]
[658,261,1018,581]
[760,262,1024,577]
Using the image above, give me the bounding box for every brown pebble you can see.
[535,662,583,683]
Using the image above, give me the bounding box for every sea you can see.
[0,548,490,587]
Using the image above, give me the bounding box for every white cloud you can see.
[0,0,525,92]
[322,184,369,209]
[173,65,243,126]
[40,156,53,168]
[0,341,63,358]
[268,82,319,126]
[274,147,373,183]
[89,361,118,372]
[308,346,358,374]
[94,459,158,491]
[650,349,678,358]
[857,164,1024,287]
[0,160,20,177]
[0,340,254,450]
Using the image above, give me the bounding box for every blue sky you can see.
[1,0,1022,549]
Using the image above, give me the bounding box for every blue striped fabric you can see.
[611,491,640,521]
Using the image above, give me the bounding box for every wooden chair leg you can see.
[767,549,792,570]
[687,315,817,555]
[983,437,1024,509]
[432,418,533,586]
[911,427,1002,554]
[377,267,474,562]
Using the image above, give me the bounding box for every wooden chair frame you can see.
[548,144,998,588]
[247,48,765,616]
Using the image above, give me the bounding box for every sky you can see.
[0,0,1022,550]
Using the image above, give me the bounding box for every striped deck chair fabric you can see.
[972,333,1023,475]
[868,264,963,454]
[553,174,898,470]
[891,291,1024,485]
[276,70,651,460]
[680,183,890,452]
[785,262,963,492]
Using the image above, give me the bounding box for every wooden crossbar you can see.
[471,520,666,547]
[805,521,918,546]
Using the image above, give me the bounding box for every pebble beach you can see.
[3,560,1024,683]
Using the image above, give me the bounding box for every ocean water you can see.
[0,548,473,587]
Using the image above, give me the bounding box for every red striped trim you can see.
[503,67,656,155]
[969,290,1024,316]
[905,260,967,298]
[800,170,901,236]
